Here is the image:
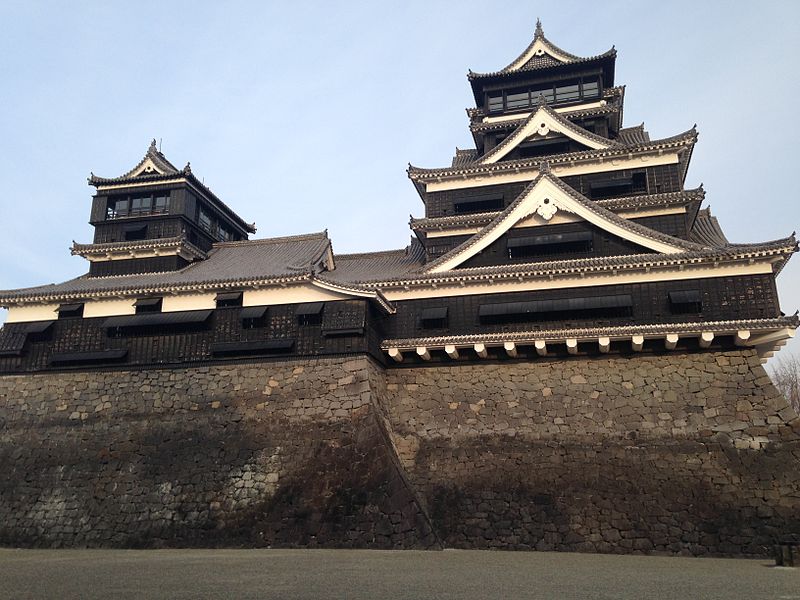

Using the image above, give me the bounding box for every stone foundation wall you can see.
[382,350,800,555]
[1,350,798,555]
[0,358,438,549]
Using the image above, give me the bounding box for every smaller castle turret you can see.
[74,140,256,276]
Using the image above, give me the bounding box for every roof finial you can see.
[184,161,192,174]
[536,93,549,107]
[539,160,551,174]
[535,18,544,37]
[149,139,157,152]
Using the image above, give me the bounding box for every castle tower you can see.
[76,140,255,277]
[395,21,796,362]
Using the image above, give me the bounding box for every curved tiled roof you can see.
[468,20,615,80]
[411,188,707,232]
[690,208,730,247]
[351,239,797,288]
[0,232,332,303]
[409,127,698,181]
[88,140,185,185]
[1,232,794,304]
[451,149,478,167]
[470,104,621,134]
[617,124,650,145]
[468,50,616,81]
[321,243,426,285]
[70,235,208,260]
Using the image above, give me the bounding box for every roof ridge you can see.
[412,188,706,231]
[89,140,183,185]
[335,247,411,260]
[213,231,329,248]
[357,244,796,287]
[409,127,697,179]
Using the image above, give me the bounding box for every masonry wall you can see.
[382,350,800,555]
[0,358,438,549]
[1,349,798,555]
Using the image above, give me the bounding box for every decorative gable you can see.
[478,101,618,165]
[131,156,167,177]
[88,139,186,186]
[503,20,581,71]
[425,168,704,273]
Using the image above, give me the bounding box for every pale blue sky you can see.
[1,0,798,355]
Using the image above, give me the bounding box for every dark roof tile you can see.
[690,208,730,247]
[0,232,332,302]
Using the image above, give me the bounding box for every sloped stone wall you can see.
[0,358,438,549]
[1,349,797,555]
[381,350,800,555]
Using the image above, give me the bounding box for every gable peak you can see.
[88,139,190,186]
[534,18,544,39]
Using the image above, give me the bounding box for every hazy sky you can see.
[1,0,798,356]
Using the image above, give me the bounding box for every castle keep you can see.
[1,23,798,554]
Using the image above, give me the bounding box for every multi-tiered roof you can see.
[0,22,795,370]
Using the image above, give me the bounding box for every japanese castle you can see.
[0,21,796,372]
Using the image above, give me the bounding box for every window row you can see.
[106,192,170,219]
[444,171,648,218]
[197,205,237,242]
[487,78,600,113]
[51,295,368,337]
[416,291,703,329]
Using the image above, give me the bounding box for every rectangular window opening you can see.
[508,231,593,259]
[296,302,324,326]
[668,290,703,315]
[488,94,504,113]
[454,196,504,215]
[479,295,633,325]
[57,303,84,319]
[506,89,530,109]
[240,305,268,329]
[420,307,449,330]
[215,292,243,308]
[106,192,170,220]
[123,225,148,241]
[134,297,163,314]
[516,139,572,159]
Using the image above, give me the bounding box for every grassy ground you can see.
[1,548,798,599]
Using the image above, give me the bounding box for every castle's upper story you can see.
[0,22,796,371]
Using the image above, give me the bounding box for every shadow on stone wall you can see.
[381,350,800,556]
[1,350,798,555]
[0,358,438,549]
